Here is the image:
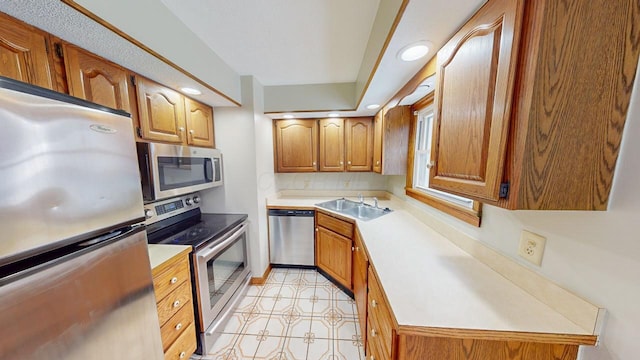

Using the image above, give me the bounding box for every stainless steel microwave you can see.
[137,142,223,202]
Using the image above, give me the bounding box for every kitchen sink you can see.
[315,198,392,221]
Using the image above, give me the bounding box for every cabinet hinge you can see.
[413,110,419,116]
[136,127,143,138]
[499,182,510,199]
[54,43,64,59]
[130,75,136,87]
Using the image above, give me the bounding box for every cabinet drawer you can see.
[157,280,192,326]
[160,301,195,351]
[164,322,196,360]
[154,256,190,303]
[367,317,391,360]
[368,268,394,356]
[317,211,353,238]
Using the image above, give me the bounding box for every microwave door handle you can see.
[197,223,248,261]
[204,158,214,181]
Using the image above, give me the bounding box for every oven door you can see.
[195,222,250,330]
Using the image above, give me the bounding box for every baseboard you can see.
[249,264,272,285]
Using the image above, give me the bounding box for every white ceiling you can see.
[0,0,486,117]
[160,0,486,117]
[160,0,380,86]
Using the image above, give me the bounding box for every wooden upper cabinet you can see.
[345,117,373,172]
[429,0,640,210]
[430,0,522,202]
[319,118,345,172]
[274,119,318,172]
[0,13,56,90]
[372,111,383,173]
[62,44,135,115]
[135,76,187,144]
[373,106,411,175]
[185,98,215,148]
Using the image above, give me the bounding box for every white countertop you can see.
[267,193,592,336]
[147,244,191,271]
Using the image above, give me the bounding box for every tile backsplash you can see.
[275,173,388,191]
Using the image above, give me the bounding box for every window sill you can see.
[405,187,482,227]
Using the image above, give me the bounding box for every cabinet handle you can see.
[376,160,380,165]
[175,322,183,331]
[370,356,375,360]
[312,161,317,166]
[352,246,355,252]
[426,161,435,169]
[178,127,185,139]
[179,351,186,359]
[340,161,344,165]
[371,329,377,337]
[173,300,181,308]
[355,246,360,251]
[371,299,377,308]
[347,161,351,165]
[170,277,178,284]
[315,228,319,232]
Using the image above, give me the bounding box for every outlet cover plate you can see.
[518,230,546,266]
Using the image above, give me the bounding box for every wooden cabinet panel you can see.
[373,111,383,173]
[345,117,373,171]
[316,212,354,239]
[0,13,55,90]
[316,226,352,290]
[353,230,368,347]
[185,97,215,147]
[368,267,395,357]
[160,302,194,351]
[164,322,197,360]
[372,106,411,175]
[319,118,345,172]
[153,256,190,303]
[397,335,579,360]
[136,76,187,144]
[156,281,192,326]
[274,119,318,172]
[63,44,134,115]
[430,0,522,202]
[427,0,639,209]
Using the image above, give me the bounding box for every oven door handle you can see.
[197,223,248,261]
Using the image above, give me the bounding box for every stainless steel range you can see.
[144,193,250,355]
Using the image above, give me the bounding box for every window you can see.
[406,94,482,226]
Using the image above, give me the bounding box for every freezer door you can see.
[0,227,164,360]
[0,78,144,265]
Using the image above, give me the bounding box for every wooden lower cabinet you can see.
[396,334,579,360]
[315,210,354,290]
[152,249,197,360]
[353,230,369,346]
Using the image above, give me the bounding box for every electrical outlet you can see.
[518,230,546,266]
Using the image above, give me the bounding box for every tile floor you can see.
[200,268,365,360]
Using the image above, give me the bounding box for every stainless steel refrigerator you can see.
[0,77,164,359]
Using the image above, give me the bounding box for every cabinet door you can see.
[345,117,373,172]
[185,98,215,148]
[319,118,345,172]
[372,111,383,173]
[316,227,352,290]
[136,76,186,144]
[352,231,368,346]
[274,120,318,172]
[430,0,523,201]
[0,14,55,90]
[63,44,134,114]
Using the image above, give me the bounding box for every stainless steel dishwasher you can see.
[268,209,315,266]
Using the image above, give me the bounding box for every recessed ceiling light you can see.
[398,41,432,62]
[328,113,340,118]
[283,114,294,119]
[181,87,202,95]
[366,104,380,110]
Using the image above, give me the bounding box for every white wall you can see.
[387,65,640,360]
[275,172,388,191]
[200,76,272,277]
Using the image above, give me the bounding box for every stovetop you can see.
[146,211,248,249]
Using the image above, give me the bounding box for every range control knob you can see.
[193,195,201,204]
[185,198,193,206]
[144,209,154,219]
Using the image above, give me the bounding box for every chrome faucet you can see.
[358,193,364,204]
[373,197,379,208]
